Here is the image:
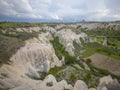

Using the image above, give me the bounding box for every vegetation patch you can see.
[47,23,57,28]
[0,22,44,29]
[47,65,100,88]
[50,36,79,65]
[80,28,120,59]
[80,42,120,59]
[81,28,120,38]
[0,34,25,66]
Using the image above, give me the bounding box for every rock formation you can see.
[55,29,88,55]
[0,32,62,90]
[73,80,88,90]
[7,75,120,90]
[97,75,120,90]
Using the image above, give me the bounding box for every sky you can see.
[0,0,120,22]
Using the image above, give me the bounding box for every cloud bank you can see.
[0,0,120,22]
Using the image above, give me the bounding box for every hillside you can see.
[0,22,120,90]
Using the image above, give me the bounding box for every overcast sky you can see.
[0,0,120,22]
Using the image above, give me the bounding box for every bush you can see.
[50,37,65,60]
[46,82,53,86]
[64,51,77,64]
[49,66,66,75]
[64,88,70,90]
[86,58,92,64]
[70,73,77,81]
[16,31,38,40]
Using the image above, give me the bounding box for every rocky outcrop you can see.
[16,27,42,33]
[1,73,119,90]
[0,32,62,89]
[55,29,88,55]
[73,80,88,90]
[97,75,120,90]
[7,74,94,90]
[10,32,62,73]
[9,74,73,90]
[42,25,57,35]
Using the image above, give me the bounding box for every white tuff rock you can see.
[73,80,88,90]
[0,32,62,89]
[55,29,88,55]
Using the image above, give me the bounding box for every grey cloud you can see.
[0,0,16,15]
[105,0,120,14]
[0,0,32,15]
[0,0,120,21]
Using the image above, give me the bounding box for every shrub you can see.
[46,82,53,86]
[70,73,77,81]
[86,58,92,64]
[64,88,71,90]
[64,51,78,65]
[83,71,92,83]
[16,31,38,40]
[50,37,65,60]
[48,66,66,75]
